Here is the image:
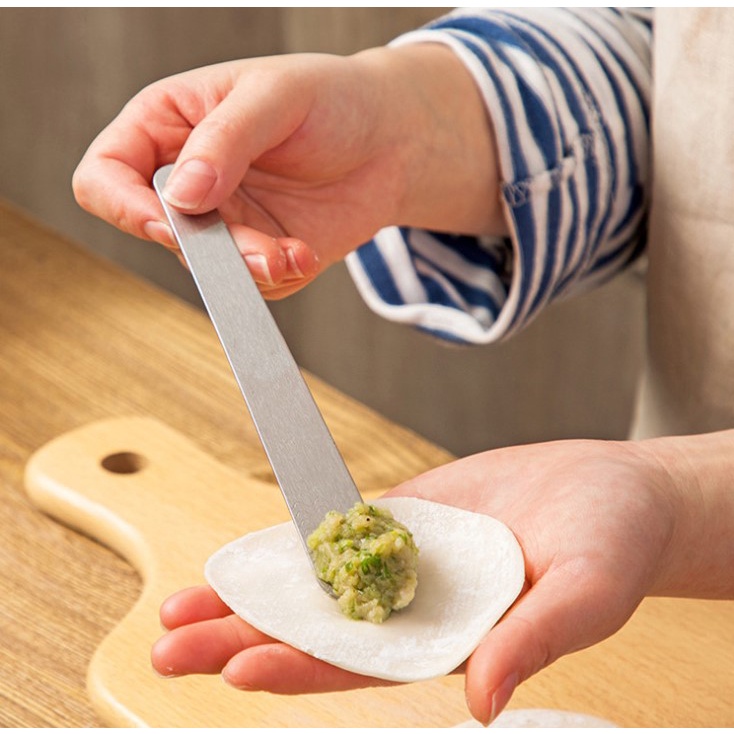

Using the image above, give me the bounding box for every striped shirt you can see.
[346,8,653,344]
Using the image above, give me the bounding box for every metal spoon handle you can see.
[153,165,362,559]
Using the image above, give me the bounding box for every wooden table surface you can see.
[1,201,732,727]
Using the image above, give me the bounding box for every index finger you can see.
[72,88,192,245]
[74,152,174,243]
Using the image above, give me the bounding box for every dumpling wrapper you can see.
[205,496,524,682]
[456,709,618,727]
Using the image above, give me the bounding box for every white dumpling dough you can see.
[456,709,618,727]
[205,496,525,682]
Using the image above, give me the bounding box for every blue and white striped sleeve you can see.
[345,8,652,344]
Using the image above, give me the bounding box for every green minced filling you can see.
[307,502,419,623]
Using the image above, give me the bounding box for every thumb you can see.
[464,564,642,725]
[162,78,309,214]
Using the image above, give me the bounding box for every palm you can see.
[215,159,403,265]
[395,440,674,722]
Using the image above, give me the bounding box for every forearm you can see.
[640,429,734,599]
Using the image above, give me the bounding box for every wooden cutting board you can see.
[23,416,470,727]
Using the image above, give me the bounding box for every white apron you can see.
[631,8,734,438]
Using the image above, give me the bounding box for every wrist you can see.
[351,43,508,237]
[637,430,734,598]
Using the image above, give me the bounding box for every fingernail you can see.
[489,672,518,725]
[222,669,258,691]
[284,246,304,277]
[163,159,217,209]
[143,220,175,248]
[152,666,181,679]
[244,253,274,285]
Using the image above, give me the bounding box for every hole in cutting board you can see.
[101,451,148,474]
